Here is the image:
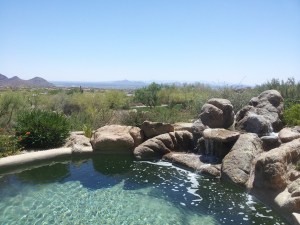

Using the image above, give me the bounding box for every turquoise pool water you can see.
[0,156,286,224]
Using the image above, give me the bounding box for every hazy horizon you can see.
[1,1,299,85]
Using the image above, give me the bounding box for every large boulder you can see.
[199,98,234,129]
[133,131,193,160]
[163,152,221,178]
[251,138,300,190]
[236,90,284,135]
[91,125,144,154]
[261,135,281,151]
[247,138,300,223]
[279,127,300,143]
[221,133,263,186]
[141,120,174,139]
[202,128,240,161]
[173,122,193,132]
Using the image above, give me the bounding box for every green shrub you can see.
[83,124,93,138]
[296,160,300,171]
[120,109,150,127]
[0,129,21,157]
[15,110,70,149]
[283,104,300,126]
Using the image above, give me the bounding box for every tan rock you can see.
[163,152,221,178]
[279,127,300,143]
[252,138,300,190]
[202,128,240,160]
[133,131,193,160]
[173,122,193,132]
[91,125,144,154]
[141,120,174,139]
[221,133,263,186]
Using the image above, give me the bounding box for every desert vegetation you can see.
[0,77,299,156]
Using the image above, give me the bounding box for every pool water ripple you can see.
[0,156,286,225]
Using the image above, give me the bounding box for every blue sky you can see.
[0,0,299,85]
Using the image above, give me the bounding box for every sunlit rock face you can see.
[201,128,240,162]
[236,90,284,136]
[91,125,144,154]
[199,98,235,129]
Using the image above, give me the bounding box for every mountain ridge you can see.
[0,74,54,88]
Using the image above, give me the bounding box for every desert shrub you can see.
[63,102,81,116]
[120,109,151,127]
[296,160,300,171]
[217,87,259,113]
[283,104,300,126]
[0,129,21,157]
[15,110,70,149]
[83,124,93,138]
[149,107,193,124]
[0,91,25,128]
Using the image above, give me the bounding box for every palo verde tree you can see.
[134,82,162,108]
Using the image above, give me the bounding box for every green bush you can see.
[296,160,300,171]
[83,124,93,138]
[283,104,300,126]
[15,110,70,149]
[0,130,21,157]
[120,109,150,127]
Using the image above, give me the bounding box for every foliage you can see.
[119,109,150,127]
[283,104,300,126]
[0,91,24,128]
[296,160,300,171]
[255,77,300,108]
[83,124,93,138]
[15,110,70,149]
[134,82,162,108]
[0,129,21,158]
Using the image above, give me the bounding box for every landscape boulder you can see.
[199,98,235,129]
[236,90,284,135]
[278,127,300,143]
[91,125,144,154]
[261,135,281,151]
[221,133,263,186]
[251,138,300,190]
[202,128,240,160]
[133,131,193,160]
[247,138,300,223]
[173,122,193,132]
[65,131,91,148]
[141,120,174,139]
[163,152,221,178]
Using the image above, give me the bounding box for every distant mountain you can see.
[0,74,54,88]
[52,79,148,89]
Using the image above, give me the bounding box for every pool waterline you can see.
[0,155,287,224]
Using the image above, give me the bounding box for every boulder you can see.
[163,152,221,178]
[246,138,300,223]
[173,122,193,132]
[221,133,263,186]
[251,138,300,190]
[261,135,281,151]
[202,128,240,160]
[191,119,208,142]
[65,132,91,148]
[279,127,300,143]
[141,120,174,139]
[236,90,284,135]
[91,125,144,154]
[199,98,234,129]
[133,131,193,160]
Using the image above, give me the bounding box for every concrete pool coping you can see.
[0,147,94,175]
